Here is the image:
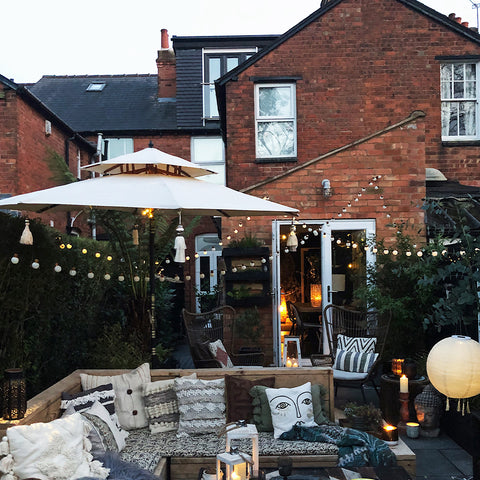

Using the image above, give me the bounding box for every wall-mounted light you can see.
[322,179,333,198]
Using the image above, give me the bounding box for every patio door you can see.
[272,219,375,365]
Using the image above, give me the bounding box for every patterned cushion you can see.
[333,349,379,373]
[5,412,109,480]
[208,340,234,368]
[120,429,338,472]
[265,382,318,439]
[144,373,197,434]
[174,377,226,435]
[225,375,275,423]
[337,334,376,353]
[61,382,117,425]
[80,363,151,430]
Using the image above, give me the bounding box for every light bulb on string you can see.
[88,272,94,279]
[82,248,88,254]
[95,252,101,258]
[10,254,19,264]
[66,243,72,249]
[31,259,40,269]
[69,268,77,276]
[118,274,125,282]
[104,274,111,280]
[107,255,112,261]
[54,264,62,273]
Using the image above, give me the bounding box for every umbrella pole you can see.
[149,216,157,366]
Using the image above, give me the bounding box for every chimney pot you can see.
[448,13,456,20]
[462,21,469,28]
[455,17,462,23]
[161,29,169,49]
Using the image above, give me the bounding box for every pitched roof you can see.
[216,0,480,89]
[28,74,177,135]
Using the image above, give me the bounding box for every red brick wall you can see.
[224,0,480,191]
[0,86,19,195]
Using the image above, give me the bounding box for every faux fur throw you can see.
[280,424,397,468]
[77,452,158,480]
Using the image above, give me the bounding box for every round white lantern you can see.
[426,335,480,399]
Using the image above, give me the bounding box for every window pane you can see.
[191,137,225,185]
[227,57,239,72]
[105,138,134,159]
[465,80,476,99]
[441,81,451,99]
[257,121,295,157]
[454,81,465,98]
[465,64,476,81]
[441,103,451,136]
[440,64,452,83]
[454,64,464,81]
[259,86,293,117]
[208,58,221,82]
[460,101,476,135]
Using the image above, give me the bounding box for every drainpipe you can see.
[65,136,75,234]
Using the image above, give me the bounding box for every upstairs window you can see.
[203,49,255,119]
[441,63,477,139]
[104,138,134,159]
[255,83,296,159]
[191,136,225,185]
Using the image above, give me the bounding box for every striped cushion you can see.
[333,349,378,373]
[337,334,376,353]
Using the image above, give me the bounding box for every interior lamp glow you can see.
[426,335,480,412]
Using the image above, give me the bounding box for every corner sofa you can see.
[0,366,415,480]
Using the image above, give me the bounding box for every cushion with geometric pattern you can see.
[208,339,234,368]
[333,349,378,373]
[337,334,376,353]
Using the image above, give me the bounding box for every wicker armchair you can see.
[182,306,264,368]
[322,304,390,402]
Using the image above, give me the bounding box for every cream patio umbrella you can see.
[0,147,298,361]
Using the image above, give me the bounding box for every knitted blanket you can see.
[280,424,397,468]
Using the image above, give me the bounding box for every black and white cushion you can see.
[333,349,378,373]
[337,334,376,353]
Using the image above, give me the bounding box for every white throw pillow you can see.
[265,382,318,439]
[5,412,109,480]
[80,363,151,430]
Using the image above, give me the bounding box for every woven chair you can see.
[322,304,391,402]
[286,301,322,354]
[182,306,264,368]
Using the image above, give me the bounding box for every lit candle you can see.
[406,422,420,439]
[286,358,292,368]
[400,374,409,393]
[292,360,298,368]
[382,424,399,444]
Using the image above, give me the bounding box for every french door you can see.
[272,219,376,365]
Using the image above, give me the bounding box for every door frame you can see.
[272,218,376,365]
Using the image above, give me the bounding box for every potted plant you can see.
[343,402,383,432]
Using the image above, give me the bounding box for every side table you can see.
[380,374,428,424]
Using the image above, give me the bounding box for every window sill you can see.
[442,140,480,147]
[255,157,298,164]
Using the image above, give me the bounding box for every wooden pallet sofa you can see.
[0,366,415,480]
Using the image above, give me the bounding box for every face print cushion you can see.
[265,382,318,438]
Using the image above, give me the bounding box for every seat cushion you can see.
[333,368,369,381]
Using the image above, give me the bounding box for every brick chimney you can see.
[156,29,176,99]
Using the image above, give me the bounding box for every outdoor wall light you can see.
[322,179,333,198]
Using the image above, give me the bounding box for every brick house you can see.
[5,0,480,364]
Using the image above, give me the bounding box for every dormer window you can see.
[86,82,106,92]
[203,49,256,119]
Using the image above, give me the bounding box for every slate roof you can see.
[28,74,177,135]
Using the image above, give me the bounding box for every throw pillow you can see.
[337,334,376,353]
[174,377,226,435]
[265,382,318,439]
[333,349,379,373]
[250,383,329,432]
[143,373,197,434]
[80,363,151,430]
[5,412,109,480]
[208,339,234,368]
[61,382,117,425]
[225,375,275,423]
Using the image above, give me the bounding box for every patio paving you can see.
[172,340,474,480]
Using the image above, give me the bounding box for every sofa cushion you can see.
[120,428,338,472]
[333,349,378,373]
[5,412,109,480]
[225,375,275,423]
[250,383,328,432]
[80,363,151,431]
[265,382,318,438]
[174,377,226,435]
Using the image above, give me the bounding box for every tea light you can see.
[382,424,398,445]
[406,422,420,439]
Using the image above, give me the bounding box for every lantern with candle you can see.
[391,358,404,376]
[2,368,27,420]
[310,284,322,308]
[225,423,258,478]
[216,449,252,480]
[382,424,399,445]
[283,336,301,367]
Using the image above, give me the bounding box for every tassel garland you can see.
[19,219,33,245]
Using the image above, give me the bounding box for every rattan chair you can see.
[286,301,322,354]
[323,304,390,402]
[182,306,264,368]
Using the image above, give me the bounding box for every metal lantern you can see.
[310,284,322,308]
[283,336,301,368]
[2,368,26,420]
[216,449,253,480]
[426,335,480,410]
[225,423,259,477]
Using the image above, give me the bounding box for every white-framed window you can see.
[255,83,297,159]
[203,49,256,119]
[191,136,225,185]
[104,138,134,159]
[441,63,478,139]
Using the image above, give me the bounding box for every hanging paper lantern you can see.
[427,335,480,402]
[286,225,298,252]
[54,264,62,273]
[19,219,33,245]
[31,259,40,269]
[10,254,19,265]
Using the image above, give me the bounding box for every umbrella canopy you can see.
[0,173,298,217]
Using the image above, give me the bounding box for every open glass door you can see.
[273,219,375,364]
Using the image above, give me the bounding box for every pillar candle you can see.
[400,374,409,393]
